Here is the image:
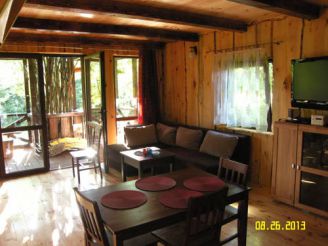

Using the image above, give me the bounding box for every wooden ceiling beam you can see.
[228,0,320,19]
[25,0,248,31]
[6,31,165,48]
[13,17,199,42]
[0,0,25,45]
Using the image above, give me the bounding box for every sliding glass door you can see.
[0,56,48,177]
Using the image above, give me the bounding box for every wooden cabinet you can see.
[272,122,298,205]
[272,121,328,217]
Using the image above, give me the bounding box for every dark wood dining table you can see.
[81,167,251,246]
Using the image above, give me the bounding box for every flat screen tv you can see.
[292,57,328,110]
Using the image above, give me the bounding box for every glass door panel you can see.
[299,172,328,211]
[301,132,328,171]
[85,55,102,123]
[84,53,107,167]
[0,57,48,176]
[114,57,139,143]
[2,130,45,173]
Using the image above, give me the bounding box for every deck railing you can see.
[48,112,85,140]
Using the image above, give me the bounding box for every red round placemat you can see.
[183,176,225,192]
[101,190,147,209]
[159,188,203,209]
[135,176,176,191]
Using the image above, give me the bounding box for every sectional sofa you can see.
[107,122,250,176]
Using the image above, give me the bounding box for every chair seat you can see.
[70,148,97,159]
[152,222,219,246]
[223,205,238,224]
[152,222,185,246]
[106,230,157,246]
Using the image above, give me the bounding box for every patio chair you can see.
[70,121,103,184]
[217,158,248,245]
[73,187,158,246]
[152,187,228,246]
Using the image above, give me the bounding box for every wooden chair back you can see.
[218,158,248,186]
[73,187,109,246]
[183,187,228,246]
[86,121,102,152]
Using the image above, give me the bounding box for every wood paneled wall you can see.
[160,10,328,187]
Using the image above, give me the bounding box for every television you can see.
[291,57,328,110]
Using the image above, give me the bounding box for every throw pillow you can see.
[176,127,203,150]
[156,123,177,145]
[124,124,158,147]
[200,130,238,158]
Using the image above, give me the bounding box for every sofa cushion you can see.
[176,127,203,150]
[166,146,220,174]
[156,123,176,146]
[124,124,157,147]
[200,130,238,158]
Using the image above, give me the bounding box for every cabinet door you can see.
[272,123,298,205]
[294,125,328,217]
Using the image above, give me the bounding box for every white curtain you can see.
[213,48,270,131]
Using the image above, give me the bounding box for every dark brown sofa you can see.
[107,123,250,176]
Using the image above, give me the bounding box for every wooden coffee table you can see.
[120,146,175,181]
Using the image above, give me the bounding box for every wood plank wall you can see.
[160,9,328,187]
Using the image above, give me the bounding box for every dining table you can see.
[81,167,251,246]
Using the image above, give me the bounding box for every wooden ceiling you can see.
[1,0,326,48]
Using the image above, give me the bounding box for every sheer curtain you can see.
[213,48,271,131]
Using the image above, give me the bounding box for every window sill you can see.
[215,125,273,136]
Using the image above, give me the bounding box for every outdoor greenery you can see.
[90,60,102,110]
[43,57,80,114]
[115,57,139,118]
[0,60,27,127]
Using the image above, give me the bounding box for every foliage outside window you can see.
[213,48,272,132]
[0,59,39,128]
[114,57,139,118]
[114,57,139,143]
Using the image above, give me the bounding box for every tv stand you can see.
[285,117,311,124]
[272,121,328,217]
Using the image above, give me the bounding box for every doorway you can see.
[0,53,107,177]
[0,56,48,177]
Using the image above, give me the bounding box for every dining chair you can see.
[152,187,228,246]
[217,158,248,245]
[70,121,103,184]
[73,187,158,246]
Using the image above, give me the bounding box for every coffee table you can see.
[120,146,175,181]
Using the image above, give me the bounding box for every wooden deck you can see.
[0,169,327,246]
[4,146,43,174]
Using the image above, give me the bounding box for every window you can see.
[114,57,139,143]
[213,49,273,132]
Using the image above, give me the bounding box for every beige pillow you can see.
[124,124,157,147]
[200,130,238,158]
[156,123,176,145]
[176,127,203,150]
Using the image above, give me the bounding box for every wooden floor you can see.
[0,169,327,246]
[49,151,73,170]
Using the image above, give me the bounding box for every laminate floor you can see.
[0,169,327,246]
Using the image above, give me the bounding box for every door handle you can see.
[291,164,295,169]
[296,165,301,170]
